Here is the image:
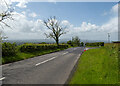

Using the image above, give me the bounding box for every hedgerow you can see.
[19,44,68,53]
[85,42,104,46]
[2,42,17,57]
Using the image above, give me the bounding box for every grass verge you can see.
[69,43,119,84]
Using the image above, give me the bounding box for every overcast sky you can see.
[0,0,118,41]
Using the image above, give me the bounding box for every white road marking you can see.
[0,77,5,81]
[63,52,68,55]
[35,57,57,66]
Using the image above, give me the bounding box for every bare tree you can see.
[0,0,14,40]
[0,0,14,28]
[44,16,67,46]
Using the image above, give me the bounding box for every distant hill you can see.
[3,39,108,45]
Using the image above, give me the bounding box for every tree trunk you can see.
[56,37,59,46]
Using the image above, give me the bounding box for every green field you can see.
[70,43,119,84]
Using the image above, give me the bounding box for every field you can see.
[70,43,119,84]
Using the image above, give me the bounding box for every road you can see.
[2,47,84,84]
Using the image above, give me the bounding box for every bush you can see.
[67,40,73,46]
[81,42,84,46]
[2,42,17,57]
[19,44,68,53]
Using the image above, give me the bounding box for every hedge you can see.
[2,42,17,57]
[85,42,104,46]
[19,44,68,53]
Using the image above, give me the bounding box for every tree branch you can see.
[43,16,67,45]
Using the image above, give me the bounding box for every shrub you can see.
[67,40,73,46]
[81,42,84,46]
[2,42,17,57]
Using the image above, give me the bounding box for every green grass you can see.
[70,43,119,84]
[2,48,67,64]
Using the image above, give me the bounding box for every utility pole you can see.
[108,33,110,43]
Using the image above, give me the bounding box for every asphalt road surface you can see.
[2,47,84,84]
